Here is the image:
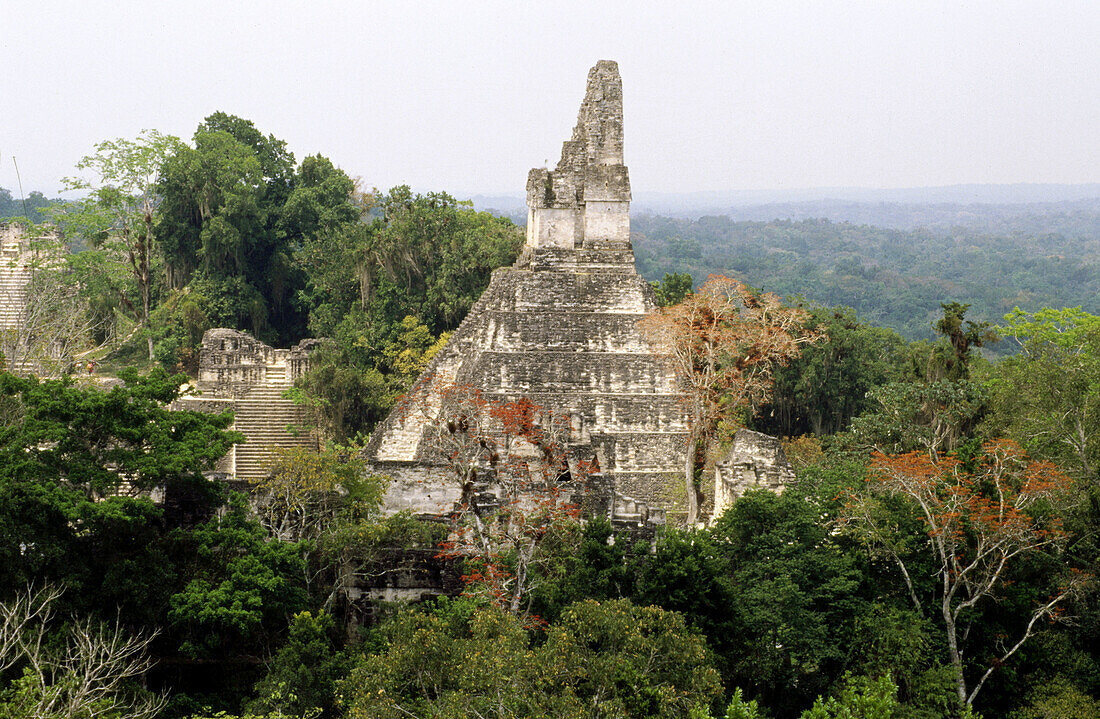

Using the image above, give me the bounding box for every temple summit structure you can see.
[364,61,690,524]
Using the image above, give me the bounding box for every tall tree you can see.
[851,303,995,460]
[755,306,908,436]
[641,275,822,523]
[841,440,1088,709]
[346,187,523,336]
[156,114,359,345]
[50,130,184,359]
[930,301,998,381]
[986,306,1100,479]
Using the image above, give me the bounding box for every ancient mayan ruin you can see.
[365,61,691,524]
[711,428,796,521]
[0,224,32,350]
[173,328,323,483]
[0,223,64,375]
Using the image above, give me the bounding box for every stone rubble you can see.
[711,428,797,522]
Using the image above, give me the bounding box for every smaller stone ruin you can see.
[195,328,323,397]
[711,428,797,521]
[0,223,54,374]
[0,224,32,337]
[174,328,325,482]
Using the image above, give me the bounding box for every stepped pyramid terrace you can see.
[0,224,32,341]
[364,61,692,524]
[173,329,322,484]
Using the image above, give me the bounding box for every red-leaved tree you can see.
[411,382,592,618]
[841,439,1090,708]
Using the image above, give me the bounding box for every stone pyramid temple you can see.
[365,61,689,523]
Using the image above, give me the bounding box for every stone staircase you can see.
[0,238,30,333]
[228,364,316,482]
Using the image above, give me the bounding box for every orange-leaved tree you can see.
[641,275,822,523]
[412,382,592,617]
[841,439,1089,709]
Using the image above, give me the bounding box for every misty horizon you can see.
[3,2,1098,199]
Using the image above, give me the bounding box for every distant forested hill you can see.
[0,186,54,222]
[632,211,1100,341]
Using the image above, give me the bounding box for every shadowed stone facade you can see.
[365,61,690,523]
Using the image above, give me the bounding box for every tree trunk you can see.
[944,598,969,708]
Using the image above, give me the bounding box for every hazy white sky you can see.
[1,1,1097,198]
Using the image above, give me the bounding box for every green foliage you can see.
[342,600,530,719]
[755,306,909,436]
[529,515,636,621]
[0,186,54,221]
[299,185,521,339]
[1011,677,1100,719]
[845,303,994,458]
[932,302,997,380]
[983,307,1100,478]
[633,528,737,674]
[651,271,694,307]
[710,488,867,714]
[168,494,309,659]
[800,674,900,719]
[0,365,219,626]
[289,336,394,443]
[156,113,358,345]
[0,367,237,495]
[365,187,523,335]
[247,611,350,719]
[850,379,987,457]
[723,688,768,719]
[0,586,164,719]
[380,315,450,385]
[146,286,213,373]
[539,598,723,718]
[343,598,722,719]
[293,186,520,439]
[252,444,389,623]
[44,130,185,359]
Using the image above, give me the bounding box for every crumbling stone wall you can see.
[711,428,797,522]
[525,60,631,250]
[287,338,326,382]
[196,328,275,397]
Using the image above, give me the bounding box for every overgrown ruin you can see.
[711,428,797,521]
[364,61,692,524]
[173,328,322,483]
[0,224,32,342]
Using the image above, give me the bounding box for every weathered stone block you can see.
[711,428,797,522]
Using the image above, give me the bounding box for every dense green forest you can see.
[2,122,1100,719]
[633,212,1100,341]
